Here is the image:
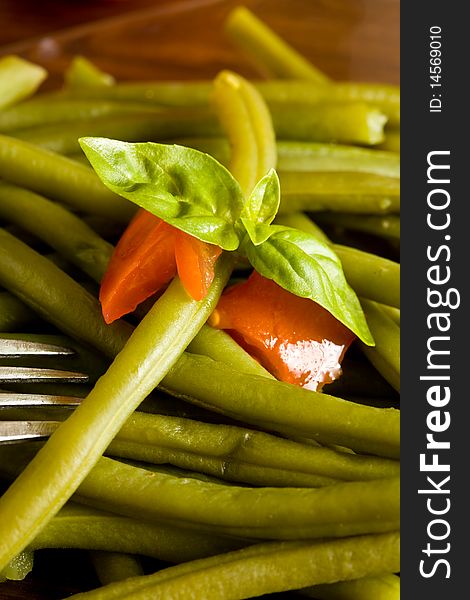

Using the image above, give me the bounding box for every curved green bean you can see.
[68,532,399,600]
[0,134,135,223]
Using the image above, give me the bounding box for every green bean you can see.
[380,304,400,326]
[0,230,400,458]
[0,291,35,332]
[379,129,400,153]
[212,70,277,194]
[0,55,47,110]
[55,80,399,126]
[224,6,330,84]
[109,411,399,483]
[187,326,273,379]
[65,56,115,89]
[170,137,400,178]
[0,99,166,132]
[0,182,114,283]
[107,440,337,488]
[162,353,399,458]
[68,532,399,600]
[0,550,34,582]
[334,246,400,308]
[0,231,399,457]
[72,458,399,540]
[278,171,399,214]
[0,229,132,358]
[360,299,400,392]
[0,134,135,223]
[0,228,233,570]
[12,103,385,154]
[12,111,218,154]
[270,102,387,146]
[91,552,144,586]
[300,573,400,599]
[315,213,400,240]
[27,502,242,564]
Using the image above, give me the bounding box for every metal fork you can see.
[0,336,88,443]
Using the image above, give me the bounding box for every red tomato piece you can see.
[174,230,222,301]
[99,209,177,324]
[211,271,356,391]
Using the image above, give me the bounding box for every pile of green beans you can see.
[0,5,400,598]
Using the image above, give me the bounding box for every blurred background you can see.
[0,0,399,85]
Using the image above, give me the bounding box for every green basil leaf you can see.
[244,225,375,345]
[79,137,245,250]
[241,169,280,245]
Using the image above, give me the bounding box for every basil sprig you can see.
[80,138,373,345]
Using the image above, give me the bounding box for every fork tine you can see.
[0,338,76,357]
[0,392,83,408]
[0,421,60,443]
[0,366,89,383]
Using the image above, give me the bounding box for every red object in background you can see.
[99,209,221,323]
[211,271,356,391]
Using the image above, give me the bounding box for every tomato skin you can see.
[212,271,356,391]
[99,209,223,323]
[174,230,222,301]
[99,210,177,324]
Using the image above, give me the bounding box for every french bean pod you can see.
[12,111,218,154]
[0,99,164,132]
[112,411,399,482]
[278,171,399,215]
[72,457,400,540]
[360,299,400,392]
[224,6,330,83]
[0,182,114,283]
[161,353,400,458]
[0,134,135,223]
[315,212,400,240]
[0,234,234,570]
[55,80,399,126]
[170,137,400,178]
[68,532,399,600]
[300,573,400,600]
[0,55,46,110]
[0,291,35,332]
[0,230,399,457]
[91,552,144,587]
